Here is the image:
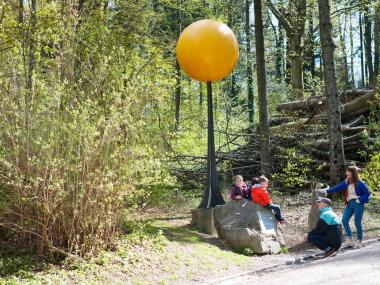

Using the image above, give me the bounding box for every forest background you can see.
[0,0,379,260]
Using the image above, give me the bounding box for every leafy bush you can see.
[0,1,175,257]
[273,148,313,189]
[361,153,380,195]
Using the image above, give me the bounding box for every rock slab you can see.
[213,200,285,254]
[191,208,216,235]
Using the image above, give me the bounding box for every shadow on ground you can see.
[0,247,51,279]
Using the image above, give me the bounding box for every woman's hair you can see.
[347,166,360,184]
[233,175,243,182]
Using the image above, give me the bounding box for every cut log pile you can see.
[227,89,378,184]
[170,89,379,190]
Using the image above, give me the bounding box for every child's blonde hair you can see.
[233,175,243,182]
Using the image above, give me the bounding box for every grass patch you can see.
[0,215,255,285]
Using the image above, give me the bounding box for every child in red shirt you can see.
[251,175,287,224]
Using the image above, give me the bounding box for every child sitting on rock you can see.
[229,175,249,200]
[251,175,287,224]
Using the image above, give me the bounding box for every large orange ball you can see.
[176,19,239,82]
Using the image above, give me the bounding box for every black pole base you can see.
[199,81,225,208]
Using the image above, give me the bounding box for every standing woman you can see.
[327,166,371,246]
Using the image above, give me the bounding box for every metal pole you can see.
[199,81,225,208]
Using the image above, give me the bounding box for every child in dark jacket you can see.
[251,175,287,224]
[229,175,249,200]
[246,177,259,201]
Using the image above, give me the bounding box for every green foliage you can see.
[280,246,288,254]
[0,0,176,257]
[361,153,380,195]
[358,93,380,161]
[241,248,256,256]
[273,148,313,189]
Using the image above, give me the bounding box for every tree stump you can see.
[308,182,330,230]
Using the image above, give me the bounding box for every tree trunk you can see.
[199,82,203,106]
[276,24,284,80]
[307,9,316,81]
[349,13,355,88]
[339,13,349,88]
[18,0,23,24]
[174,1,182,131]
[246,0,254,123]
[359,12,366,87]
[285,38,291,84]
[363,2,374,87]
[175,58,181,131]
[318,0,346,185]
[267,0,307,99]
[254,0,271,175]
[374,9,380,86]
[289,37,304,99]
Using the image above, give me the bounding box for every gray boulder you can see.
[213,200,285,254]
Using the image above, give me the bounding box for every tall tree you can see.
[318,0,345,185]
[199,82,203,106]
[304,7,316,93]
[245,0,255,123]
[175,58,181,131]
[175,1,182,131]
[363,0,374,87]
[269,13,284,81]
[267,0,307,99]
[374,8,380,86]
[349,13,355,87]
[254,0,271,175]
[338,13,349,88]
[359,12,366,87]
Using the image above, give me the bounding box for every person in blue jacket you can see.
[305,197,342,257]
[326,166,371,246]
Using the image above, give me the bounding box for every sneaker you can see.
[354,240,363,249]
[324,247,337,258]
[344,238,354,248]
[279,220,288,225]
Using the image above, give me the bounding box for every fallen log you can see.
[343,131,367,142]
[269,116,296,126]
[341,126,368,136]
[308,139,364,152]
[342,115,366,128]
[276,89,373,113]
[299,145,329,159]
[341,91,376,121]
[276,96,326,113]
[340,89,374,103]
[273,91,375,130]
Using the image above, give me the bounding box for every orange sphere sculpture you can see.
[176,19,239,82]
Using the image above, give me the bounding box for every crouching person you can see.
[305,198,342,257]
